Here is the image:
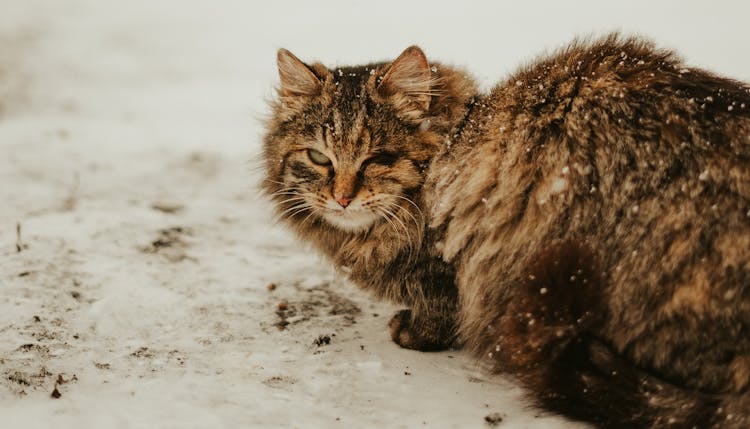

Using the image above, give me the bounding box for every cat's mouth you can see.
[321,202,380,232]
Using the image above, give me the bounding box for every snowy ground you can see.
[1,1,748,428]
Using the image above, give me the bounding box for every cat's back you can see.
[427,34,750,265]
[418,35,750,426]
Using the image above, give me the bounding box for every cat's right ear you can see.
[376,46,433,119]
[277,48,322,97]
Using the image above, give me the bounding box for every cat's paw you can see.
[388,309,452,352]
[388,309,417,348]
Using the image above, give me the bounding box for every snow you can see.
[1,1,749,428]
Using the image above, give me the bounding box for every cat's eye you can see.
[364,152,398,167]
[307,149,332,166]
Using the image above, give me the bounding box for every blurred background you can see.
[2,0,749,157]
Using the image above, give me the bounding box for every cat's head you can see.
[262,46,476,235]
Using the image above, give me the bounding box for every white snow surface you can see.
[1,1,748,428]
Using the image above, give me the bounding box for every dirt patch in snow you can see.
[138,226,194,262]
[262,375,298,389]
[268,282,361,332]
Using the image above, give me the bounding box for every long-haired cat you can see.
[261,34,750,428]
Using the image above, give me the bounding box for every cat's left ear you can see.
[277,48,322,97]
[377,46,433,118]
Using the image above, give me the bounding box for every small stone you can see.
[484,412,504,426]
[313,335,331,347]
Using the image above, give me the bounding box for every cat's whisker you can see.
[268,186,301,193]
[377,204,409,234]
[262,179,290,188]
[376,205,417,263]
[268,185,305,195]
[269,190,304,198]
[379,199,421,230]
[269,191,306,199]
[298,207,320,228]
[247,160,267,174]
[269,196,309,210]
[263,187,304,198]
[393,196,424,218]
[285,204,315,219]
[268,187,309,200]
[378,204,413,250]
[275,201,314,221]
[381,193,425,221]
[378,202,416,234]
[374,207,404,249]
[373,196,423,240]
[274,208,313,226]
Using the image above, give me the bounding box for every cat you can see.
[261,34,750,428]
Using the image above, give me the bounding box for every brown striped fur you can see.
[262,34,750,428]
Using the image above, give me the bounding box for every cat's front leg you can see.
[388,298,457,352]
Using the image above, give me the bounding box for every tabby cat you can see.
[261,34,750,428]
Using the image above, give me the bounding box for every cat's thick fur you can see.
[262,35,750,428]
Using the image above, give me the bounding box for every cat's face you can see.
[263,47,445,234]
[276,130,421,232]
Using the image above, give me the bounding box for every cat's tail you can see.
[521,336,712,428]
[473,240,748,428]
[517,334,750,429]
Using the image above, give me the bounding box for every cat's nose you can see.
[334,193,354,208]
